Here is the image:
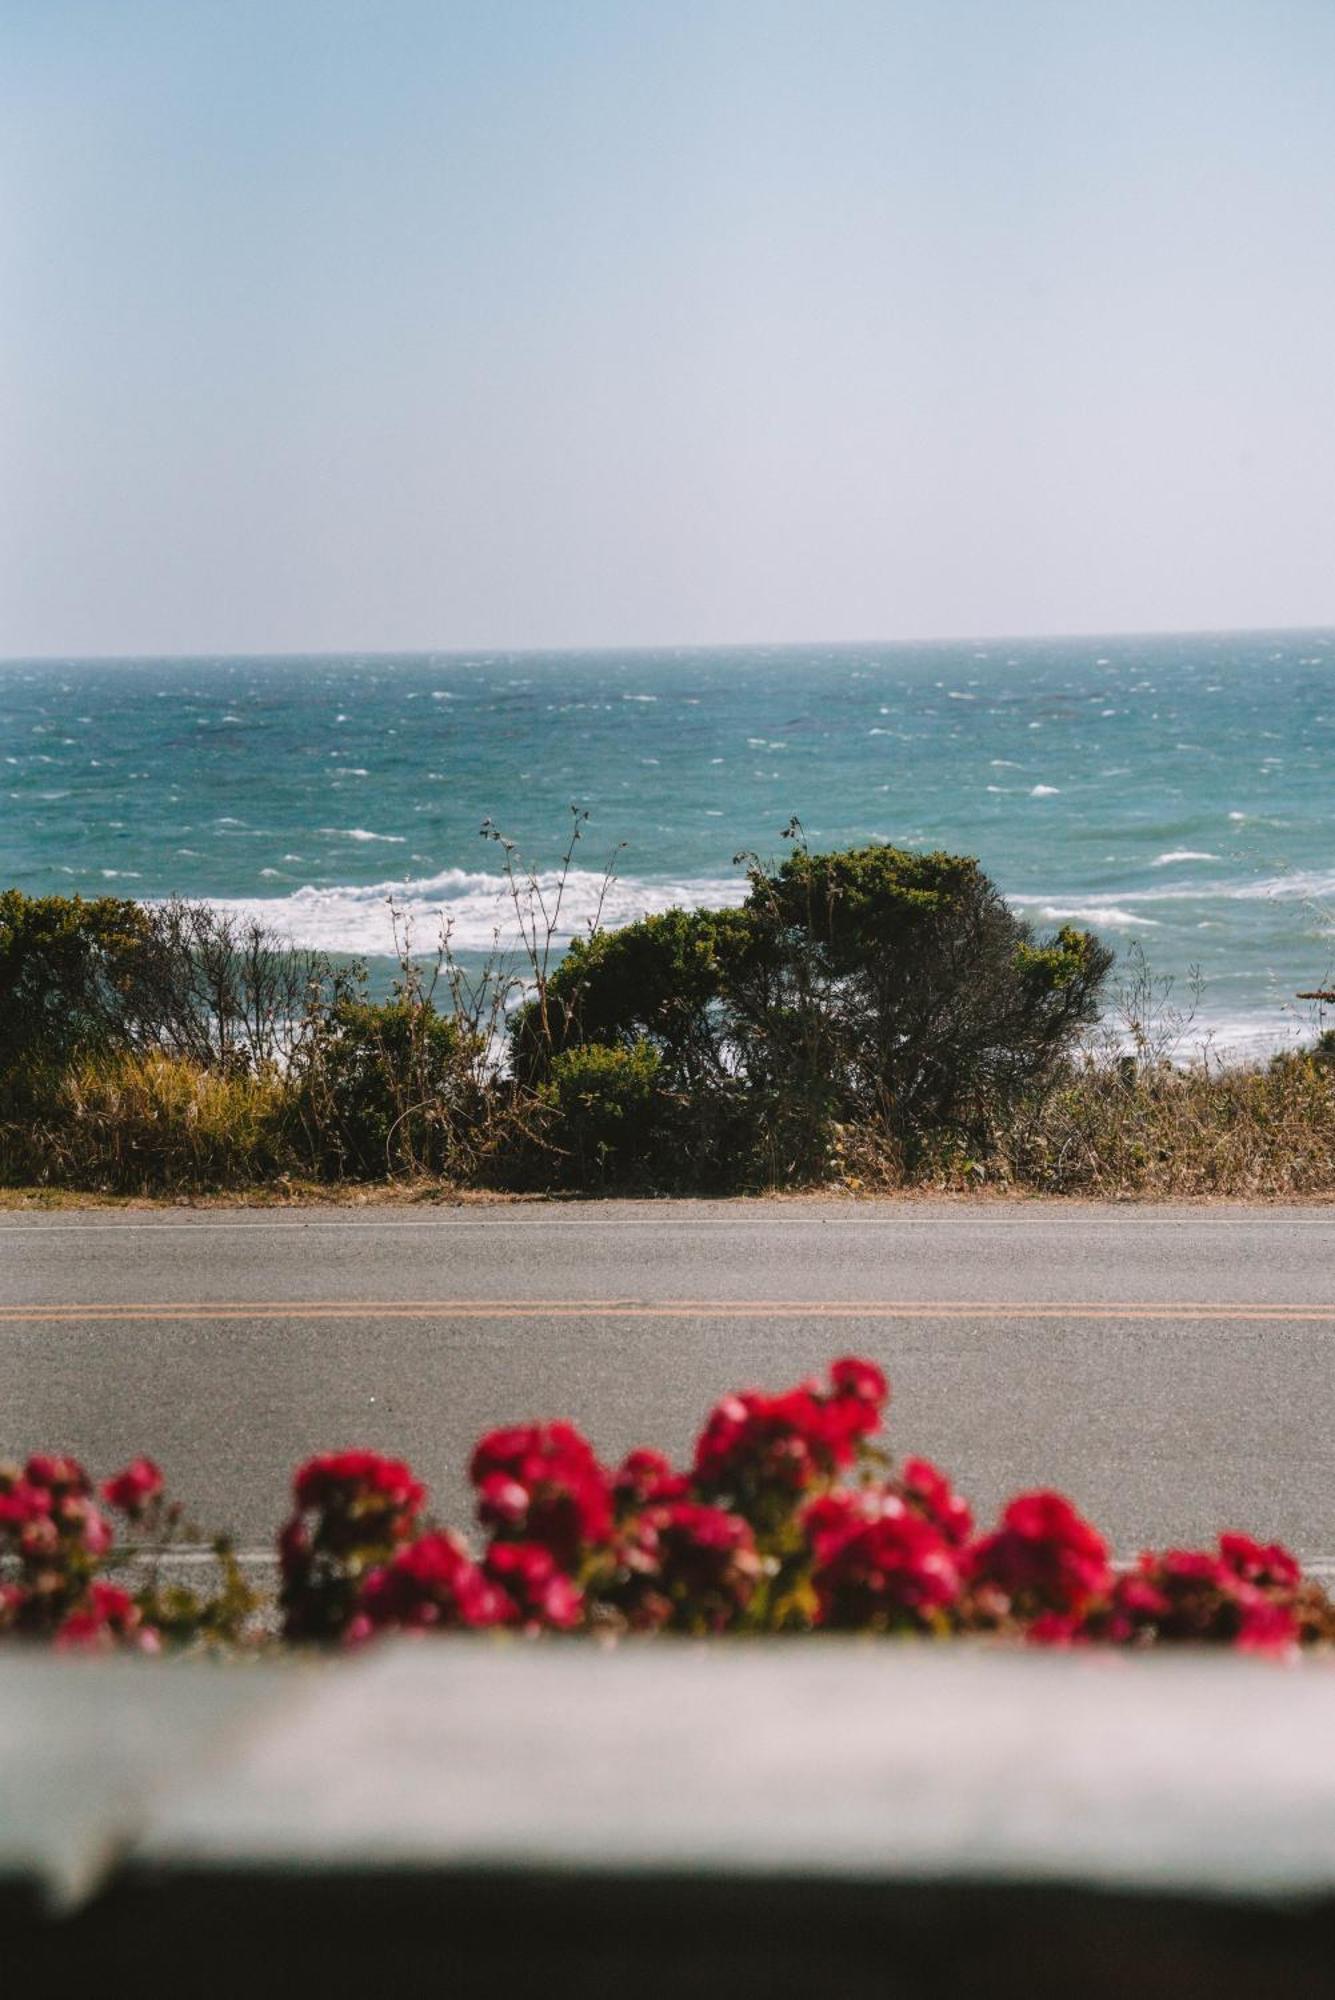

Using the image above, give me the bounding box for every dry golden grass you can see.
[1011,1053,1335,1197]
[836,1051,1335,1199]
[0,1052,296,1193]
[2,1045,1333,1200]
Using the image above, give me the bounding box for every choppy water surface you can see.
[3,633,1333,1054]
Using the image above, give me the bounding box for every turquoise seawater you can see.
[2,633,1333,1055]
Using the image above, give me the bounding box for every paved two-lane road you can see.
[1,1201,1332,1555]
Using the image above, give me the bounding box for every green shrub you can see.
[511,840,1111,1176]
[0,891,154,1073]
[297,995,483,1178]
[511,907,750,1085]
[540,1039,666,1189]
[0,890,344,1077]
[756,845,1111,1145]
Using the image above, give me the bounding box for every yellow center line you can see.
[0,1298,1332,1324]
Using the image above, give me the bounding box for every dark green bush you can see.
[0,842,1115,1194]
[511,840,1112,1175]
[511,906,750,1088]
[298,996,482,1178]
[0,891,153,1073]
[754,845,1112,1143]
[539,1039,666,1189]
[0,890,344,1078]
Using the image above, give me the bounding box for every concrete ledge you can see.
[9,1643,1335,1994]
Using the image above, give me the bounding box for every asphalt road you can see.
[1,1201,1333,1557]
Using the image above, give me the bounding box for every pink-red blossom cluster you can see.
[470,1421,612,1567]
[4,1359,1331,1656]
[692,1358,889,1531]
[0,1452,180,1650]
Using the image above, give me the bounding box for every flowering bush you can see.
[469,1422,612,1568]
[4,1357,1334,1656]
[0,1450,253,1651]
[279,1450,426,1641]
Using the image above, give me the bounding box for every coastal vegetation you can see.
[1,831,1332,1200]
[3,1355,1331,1655]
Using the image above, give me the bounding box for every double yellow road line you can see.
[0,1297,1332,1325]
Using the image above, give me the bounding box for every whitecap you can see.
[319,827,406,844]
[1152,850,1218,865]
[1030,784,1060,797]
[1031,903,1158,929]
[196,867,747,957]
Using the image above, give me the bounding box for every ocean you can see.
[2,631,1332,1059]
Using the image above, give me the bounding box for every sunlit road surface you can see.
[1,1201,1333,1559]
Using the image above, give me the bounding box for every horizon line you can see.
[4,619,1335,669]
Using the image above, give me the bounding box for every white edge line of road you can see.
[1,1216,1333,1234]
[146,1548,1335,1578]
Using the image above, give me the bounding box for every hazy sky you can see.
[4,0,1335,656]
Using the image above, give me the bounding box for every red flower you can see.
[612,1448,689,1512]
[54,1582,157,1655]
[967,1491,1111,1617]
[293,1450,425,1519]
[897,1458,973,1547]
[802,1486,904,1565]
[484,1541,585,1631]
[617,1500,761,1633]
[356,1531,509,1637]
[25,1454,91,1498]
[0,1476,51,1532]
[693,1359,890,1522]
[102,1458,164,1518]
[809,1506,960,1631]
[279,1450,428,1642]
[1218,1532,1301,1594]
[1109,1544,1300,1654]
[830,1357,889,1413]
[471,1422,611,1568]
[1234,1597,1299,1657]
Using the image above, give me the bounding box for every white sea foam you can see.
[1152,850,1218,865]
[197,858,1335,961]
[1101,1012,1325,1064]
[318,827,407,844]
[1027,903,1159,929]
[1029,784,1061,797]
[205,868,747,956]
[1013,872,1335,909]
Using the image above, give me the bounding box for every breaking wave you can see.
[205,868,746,955]
[196,859,1335,959]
